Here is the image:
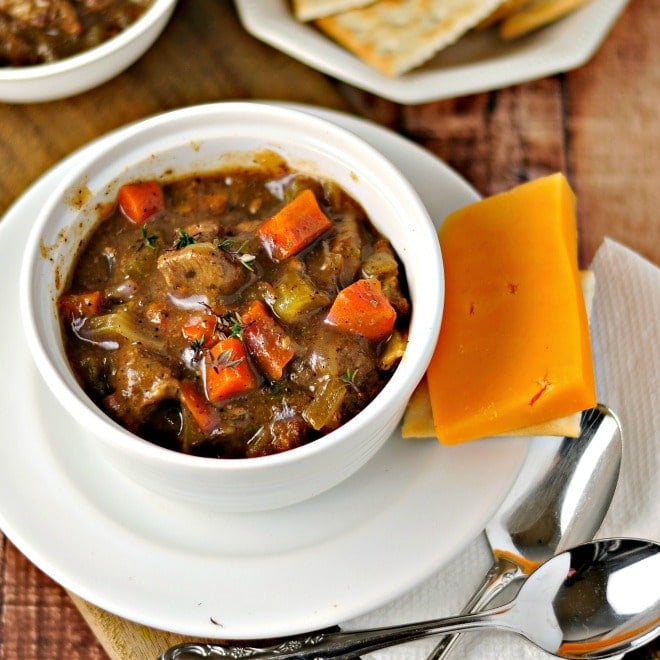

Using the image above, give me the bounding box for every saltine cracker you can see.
[499,0,593,40]
[315,0,507,77]
[292,0,376,22]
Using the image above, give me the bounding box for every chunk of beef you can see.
[157,243,247,301]
[306,209,362,291]
[331,210,363,288]
[289,324,374,387]
[105,343,179,430]
[182,220,221,244]
[245,411,308,458]
[231,218,263,235]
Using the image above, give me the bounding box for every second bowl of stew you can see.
[20,102,444,511]
[0,0,177,103]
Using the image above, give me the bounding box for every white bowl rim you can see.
[0,0,177,81]
[20,101,444,474]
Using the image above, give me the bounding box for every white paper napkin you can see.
[341,238,660,659]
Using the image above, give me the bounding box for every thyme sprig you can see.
[189,335,208,363]
[140,225,158,250]
[174,228,197,249]
[206,347,245,374]
[198,305,245,342]
[216,311,245,340]
[217,238,257,271]
[340,368,360,392]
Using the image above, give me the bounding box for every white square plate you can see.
[235,0,629,104]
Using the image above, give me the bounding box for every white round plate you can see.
[235,0,629,104]
[0,105,528,639]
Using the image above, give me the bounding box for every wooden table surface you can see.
[1,1,658,658]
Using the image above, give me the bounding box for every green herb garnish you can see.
[141,225,158,250]
[217,238,257,271]
[217,311,244,340]
[340,368,359,391]
[174,228,196,249]
[207,347,244,373]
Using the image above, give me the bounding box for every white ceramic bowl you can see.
[0,0,177,103]
[20,102,444,512]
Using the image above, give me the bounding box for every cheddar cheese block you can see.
[422,173,596,444]
[402,269,595,438]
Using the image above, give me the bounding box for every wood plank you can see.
[1,540,107,658]
[567,0,660,266]
[70,594,200,660]
[398,78,566,197]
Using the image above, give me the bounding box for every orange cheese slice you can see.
[426,173,596,444]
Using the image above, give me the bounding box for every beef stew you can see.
[59,156,411,458]
[0,0,152,66]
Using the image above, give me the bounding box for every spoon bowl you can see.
[161,537,660,660]
[428,403,623,658]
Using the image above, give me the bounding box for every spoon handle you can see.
[160,605,514,660]
[426,553,524,660]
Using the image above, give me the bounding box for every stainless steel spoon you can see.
[426,403,623,659]
[160,537,660,659]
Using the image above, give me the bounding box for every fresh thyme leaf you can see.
[207,347,244,373]
[217,311,244,340]
[341,368,358,383]
[269,380,286,394]
[190,336,206,351]
[188,336,206,363]
[218,238,257,271]
[238,253,257,271]
[340,368,360,392]
[174,228,196,249]
[141,225,158,250]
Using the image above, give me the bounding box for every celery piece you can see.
[378,328,408,370]
[272,261,330,323]
[84,310,165,354]
[303,376,347,431]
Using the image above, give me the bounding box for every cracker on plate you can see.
[314,0,507,77]
[292,0,376,22]
[402,269,596,440]
[475,0,533,30]
[499,0,593,40]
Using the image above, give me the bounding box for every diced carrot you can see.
[182,313,219,349]
[326,278,397,342]
[257,189,332,261]
[117,181,165,225]
[179,380,221,434]
[204,336,259,403]
[242,300,296,381]
[58,290,103,320]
